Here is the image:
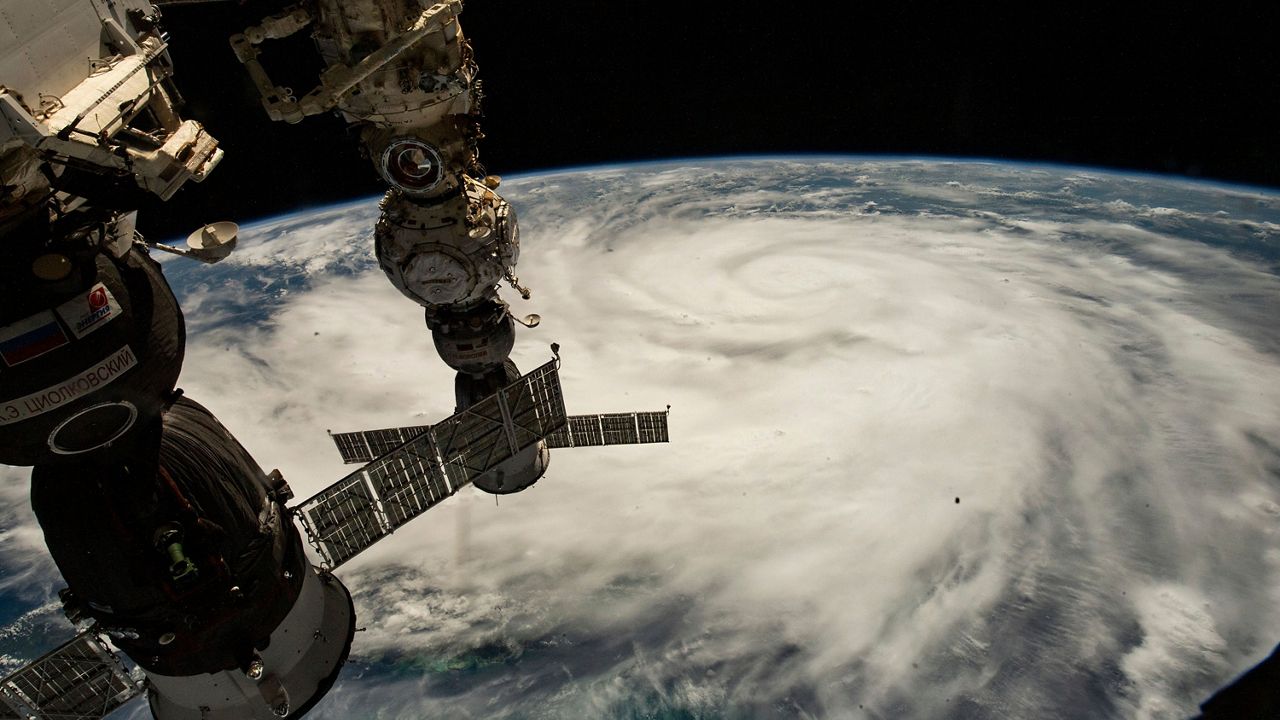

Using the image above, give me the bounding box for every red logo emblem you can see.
[88,287,108,310]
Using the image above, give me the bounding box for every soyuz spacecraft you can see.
[0,1,667,718]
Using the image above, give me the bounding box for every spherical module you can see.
[403,247,476,305]
[374,187,513,311]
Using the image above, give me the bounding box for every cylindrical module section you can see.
[471,442,550,495]
[429,299,516,377]
[30,396,356,718]
[453,360,551,494]
[145,566,354,720]
[0,241,184,466]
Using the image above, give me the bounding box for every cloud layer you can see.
[5,159,1280,719]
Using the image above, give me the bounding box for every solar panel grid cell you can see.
[331,432,369,464]
[416,435,454,501]
[637,411,669,443]
[436,400,508,481]
[301,476,387,566]
[569,415,605,447]
[364,431,401,460]
[366,457,419,528]
[509,366,567,454]
[600,413,640,445]
[331,426,431,465]
[369,437,457,530]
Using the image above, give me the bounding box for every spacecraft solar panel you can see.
[545,415,603,448]
[601,413,641,445]
[430,394,506,485]
[544,411,670,449]
[636,411,670,444]
[297,474,388,567]
[0,630,142,720]
[364,433,453,529]
[330,425,430,464]
[298,359,567,567]
[502,361,568,448]
[432,359,567,484]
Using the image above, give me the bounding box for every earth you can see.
[3,157,1280,719]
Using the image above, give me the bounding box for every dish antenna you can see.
[140,222,239,264]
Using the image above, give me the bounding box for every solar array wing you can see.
[544,411,670,449]
[0,631,143,720]
[343,408,672,455]
[295,473,387,567]
[432,360,567,483]
[298,359,567,568]
[329,425,430,464]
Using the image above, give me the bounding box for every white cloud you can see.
[5,160,1280,719]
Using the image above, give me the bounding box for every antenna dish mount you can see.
[185,222,239,263]
[140,222,239,263]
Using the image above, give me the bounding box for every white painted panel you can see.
[0,1,105,103]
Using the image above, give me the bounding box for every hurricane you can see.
[3,158,1279,719]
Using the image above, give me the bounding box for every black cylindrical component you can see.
[453,359,519,412]
[0,243,184,466]
[428,298,515,376]
[30,396,305,676]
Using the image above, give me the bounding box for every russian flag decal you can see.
[0,310,69,367]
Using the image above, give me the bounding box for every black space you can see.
[137,1,1279,239]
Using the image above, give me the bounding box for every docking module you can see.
[0,2,668,718]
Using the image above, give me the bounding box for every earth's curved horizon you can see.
[3,156,1279,719]
[209,154,1280,242]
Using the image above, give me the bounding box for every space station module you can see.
[1,3,352,718]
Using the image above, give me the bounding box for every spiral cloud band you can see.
[3,159,1278,719]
